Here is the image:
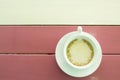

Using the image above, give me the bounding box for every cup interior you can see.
[64,33,98,69]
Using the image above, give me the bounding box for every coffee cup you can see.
[64,27,102,69]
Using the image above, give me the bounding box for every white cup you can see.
[63,26,102,70]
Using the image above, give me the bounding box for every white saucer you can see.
[55,31,102,77]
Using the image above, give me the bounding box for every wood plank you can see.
[0,55,119,80]
[0,0,120,25]
[0,26,120,54]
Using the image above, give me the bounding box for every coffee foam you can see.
[66,39,94,66]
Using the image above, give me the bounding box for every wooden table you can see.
[0,26,120,80]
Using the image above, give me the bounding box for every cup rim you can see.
[64,32,99,69]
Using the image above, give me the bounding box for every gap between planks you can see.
[0,53,119,56]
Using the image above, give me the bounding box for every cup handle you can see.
[77,26,82,33]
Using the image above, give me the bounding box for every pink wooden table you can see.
[0,26,120,80]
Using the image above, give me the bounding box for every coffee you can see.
[66,39,94,66]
